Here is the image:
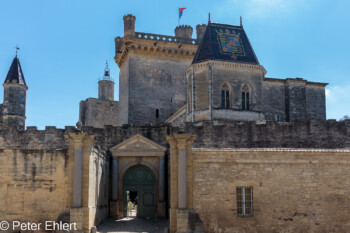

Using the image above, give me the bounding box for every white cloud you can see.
[326,84,350,120]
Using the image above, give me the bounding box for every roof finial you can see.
[106,60,109,68]
[15,45,20,57]
[208,12,211,24]
[240,16,242,27]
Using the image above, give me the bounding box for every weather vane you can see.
[15,45,20,56]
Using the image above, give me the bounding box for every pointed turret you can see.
[4,55,27,85]
[2,55,28,130]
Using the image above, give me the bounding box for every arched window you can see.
[221,83,230,109]
[242,85,250,110]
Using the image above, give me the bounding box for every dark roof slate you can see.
[4,55,26,85]
[192,22,259,65]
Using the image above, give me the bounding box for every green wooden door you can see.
[123,165,156,218]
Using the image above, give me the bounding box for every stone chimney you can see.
[196,24,206,42]
[123,14,136,37]
[174,25,193,39]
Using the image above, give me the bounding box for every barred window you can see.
[237,186,253,217]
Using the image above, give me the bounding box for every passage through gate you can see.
[123,165,156,218]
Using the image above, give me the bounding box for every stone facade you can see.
[0,13,348,233]
[190,148,350,233]
[114,15,199,126]
[79,98,118,128]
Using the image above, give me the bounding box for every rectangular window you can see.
[237,186,253,217]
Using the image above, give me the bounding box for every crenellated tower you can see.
[2,55,28,130]
[114,14,200,126]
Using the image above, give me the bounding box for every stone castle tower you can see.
[79,62,119,128]
[114,14,202,125]
[78,14,326,128]
[2,55,28,130]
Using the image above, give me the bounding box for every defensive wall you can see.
[0,119,349,232]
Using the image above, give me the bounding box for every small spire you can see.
[208,12,211,24]
[240,16,243,27]
[4,55,26,85]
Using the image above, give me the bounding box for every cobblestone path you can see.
[97,217,169,233]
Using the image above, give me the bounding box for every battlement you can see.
[123,14,136,37]
[175,25,193,40]
[0,126,78,150]
[99,119,350,150]
[135,32,197,45]
[0,119,349,152]
[123,14,135,21]
[196,24,207,41]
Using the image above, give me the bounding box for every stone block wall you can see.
[210,64,264,112]
[0,149,69,225]
[262,79,286,121]
[306,85,326,120]
[286,79,307,121]
[263,78,326,122]
[193,68,209,110]
[83,146,109,230]
[79,98,118,128]
[0,127,72,227]
[185,120,350,149]
[119,53,192,125]
[190,149,350,233]
[118,58,130,125]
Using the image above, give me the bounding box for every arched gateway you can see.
[123,165,156,218]
[109,134,167,219]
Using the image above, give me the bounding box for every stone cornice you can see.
[264,77,328,87]
[114,36,198,68]
[186,60,267,75]
[192,148,350,153]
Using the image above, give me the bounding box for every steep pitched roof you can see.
[4,55,26,85]
[192,22,259,65]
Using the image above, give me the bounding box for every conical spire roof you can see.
[192,22,259,65]
[4,55,26,85]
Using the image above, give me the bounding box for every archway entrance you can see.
[123,165,156,218]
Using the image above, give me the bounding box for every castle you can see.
[0,14,349,233]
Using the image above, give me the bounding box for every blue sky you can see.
[0,0,349,129]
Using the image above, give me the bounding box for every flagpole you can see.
[178,8,180,26]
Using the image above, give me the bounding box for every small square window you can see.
[237,186,253,217]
